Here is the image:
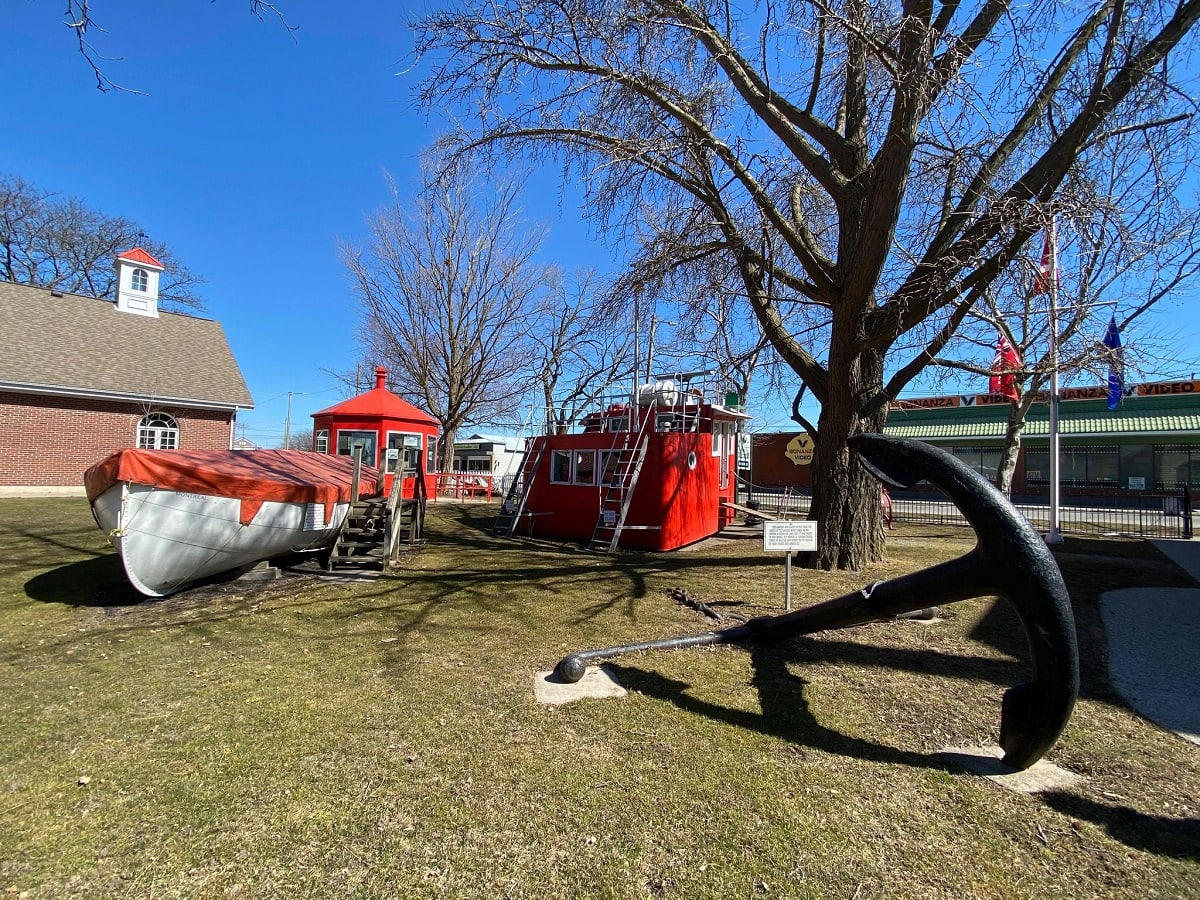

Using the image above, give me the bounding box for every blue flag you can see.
[1103,317,1123,410]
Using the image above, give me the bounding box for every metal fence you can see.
[742,487,1195,540]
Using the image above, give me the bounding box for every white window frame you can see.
[138,412,178,449]
[550,449,573,484]
[131,267,149,292]
[573,450,596,485]
[336,429,377,467]
[385,431,423,475]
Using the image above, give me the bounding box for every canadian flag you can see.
[989,334,1021,401]
[1032,222,1057,296]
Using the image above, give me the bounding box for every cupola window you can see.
[131,268,149,292]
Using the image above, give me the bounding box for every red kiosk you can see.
[497,378,747,551]
[310,367,439,499]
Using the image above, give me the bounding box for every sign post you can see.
[763,520,819,610]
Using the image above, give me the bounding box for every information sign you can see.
[763,520,818,552]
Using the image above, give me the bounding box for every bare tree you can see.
[1,174,206,312]
[532,269,637,433]
[414,0,1200,569]
[56,1,296,93]
[613,238,788,414]
[282,429,315,451]
[936,141,1200,495]
[341,167,553,471]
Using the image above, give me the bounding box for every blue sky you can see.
[4,2,1200,447]
[2,0,616,446]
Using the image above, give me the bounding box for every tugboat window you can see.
[574,451,596,485]
[550,450,572,483]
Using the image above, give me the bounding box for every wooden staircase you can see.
[325,495,389,569]
[325,456,427,571]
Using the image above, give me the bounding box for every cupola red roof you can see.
[310,366,439,426]
[117,247,165,269]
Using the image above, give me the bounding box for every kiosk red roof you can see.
[310,367,439,426]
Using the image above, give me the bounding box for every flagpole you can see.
[1045,226,1064,546]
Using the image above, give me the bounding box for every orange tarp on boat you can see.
[84,449,379,525]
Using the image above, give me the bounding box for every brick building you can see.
[0,249,253,495]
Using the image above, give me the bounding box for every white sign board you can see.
[763,520,818,552]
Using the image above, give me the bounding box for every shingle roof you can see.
[884,396,1200,441]
[0,280,254,409]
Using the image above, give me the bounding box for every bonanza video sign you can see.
[889,379,1200,410]
[785,433,815,466]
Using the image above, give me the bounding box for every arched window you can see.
[138,413,179,450]
[131,268,149,292]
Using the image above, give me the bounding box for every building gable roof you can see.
[0,280,254,409]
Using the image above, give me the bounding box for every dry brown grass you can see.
[0,498,1197,898]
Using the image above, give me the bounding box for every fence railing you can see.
[741,487,1195,540]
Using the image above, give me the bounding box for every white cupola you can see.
[114,247,165,317]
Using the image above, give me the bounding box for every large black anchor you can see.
[556,434,1079,770]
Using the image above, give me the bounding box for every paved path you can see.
[1098,539,1200,746]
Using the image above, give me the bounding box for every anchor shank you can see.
[745,553,983,642]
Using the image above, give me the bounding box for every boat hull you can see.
[91,483,350,597]
[84,448,378,598]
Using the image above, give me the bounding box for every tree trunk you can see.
[809,346,888,570]
[439,424,458,473]
[994,401,1027,497]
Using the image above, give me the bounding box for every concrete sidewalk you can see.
[1097,539,1200,746]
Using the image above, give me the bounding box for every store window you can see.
[1025,445,1119,487]
[1154,445,1200,489]
[950,446,1001,481]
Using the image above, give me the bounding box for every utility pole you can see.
[284,391,306,449]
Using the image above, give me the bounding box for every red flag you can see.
[1032,223,1057,296]
[989,335,1021,401]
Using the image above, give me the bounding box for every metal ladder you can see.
[588,407,654,552]
[493,441,545,536]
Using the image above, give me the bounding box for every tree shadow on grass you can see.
[1040,790,1200,861]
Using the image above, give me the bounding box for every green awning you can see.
[883,395,1200,442]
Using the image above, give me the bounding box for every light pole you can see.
[1046,294,1064,545]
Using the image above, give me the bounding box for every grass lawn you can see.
[1,498,1197,898]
